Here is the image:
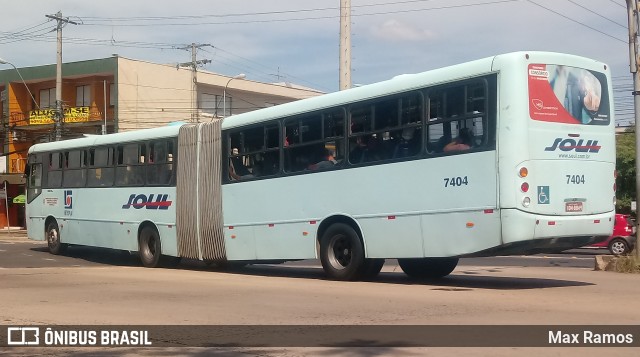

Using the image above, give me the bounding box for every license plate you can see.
[565,201,583,212]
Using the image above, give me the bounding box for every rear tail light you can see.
[519,167,530,207]
[519,167,528,178]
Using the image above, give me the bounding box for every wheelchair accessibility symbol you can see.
[538,186,550,204]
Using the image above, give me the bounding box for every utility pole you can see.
[339,0,352,91]
[45,11,78,141]
[177,43,212,122]
[626,0,640,259]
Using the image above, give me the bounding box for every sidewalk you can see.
[0,228,31,241]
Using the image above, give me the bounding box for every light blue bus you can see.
[26,51,616,280]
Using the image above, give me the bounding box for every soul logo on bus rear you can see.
[544,138,601,153]
[122,194,172,210]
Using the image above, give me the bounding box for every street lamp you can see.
[0,58,39,110]
[222,73,245,119]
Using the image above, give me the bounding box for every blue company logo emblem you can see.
[538,186,550,204]
[63,190,73,209]
[122,194,172,210]
[544,137,601,153]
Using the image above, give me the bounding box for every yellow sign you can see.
[29,107,90,125]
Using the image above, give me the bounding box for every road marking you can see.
[43,258,56,261]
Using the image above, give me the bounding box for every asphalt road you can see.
[2,233,639,357]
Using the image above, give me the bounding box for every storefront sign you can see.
[29,107,91,125]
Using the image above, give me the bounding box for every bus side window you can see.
[46,152,63,188]
[116,144,144,186]
[88,147,114,187]
[147,141,173,185]
[27,153,44,200]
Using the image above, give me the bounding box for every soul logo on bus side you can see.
[544,136,601,153]
[122,194,172,210]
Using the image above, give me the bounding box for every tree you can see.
[616,128,636,215]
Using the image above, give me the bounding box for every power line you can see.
[607,0,626,9]
[77,0,519,27]
[77,0,441,22]
[525,0,626,44]
[565,0,627,29]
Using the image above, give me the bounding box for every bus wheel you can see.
[320,223,365,281]
[361,259,385,280]
[139,226,162,268]
[46,220,67,255]
[398,257,459,279]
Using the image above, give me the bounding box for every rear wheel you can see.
[46,220,67,255]
[398,257,458,279]
[360,259,385,280]
[320,223,366,281]
[608,238,629,256]
[139,226,163,268]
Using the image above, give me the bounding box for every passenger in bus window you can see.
[308,148,337,170]
[443,128,472,152]
[392,127,418,158]
[349,135,370,164]
[349,135,383,163]
[229,157,254,181]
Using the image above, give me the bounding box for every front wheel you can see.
[398,257,459,279]
[46,220,67,255]
[608,238,630,256]
[320,223,366,281]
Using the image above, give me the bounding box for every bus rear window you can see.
[528,64,610,125]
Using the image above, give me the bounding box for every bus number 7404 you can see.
[444,176,469,187]
[566,174,585,184]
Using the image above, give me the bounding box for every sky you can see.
[0,0,634,124]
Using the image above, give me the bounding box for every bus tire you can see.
[138,226,163,268]
[320,223,366,281]
[360,259,385,280]
[398,257,459,279]
[46,220,67,255]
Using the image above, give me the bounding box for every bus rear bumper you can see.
[472,209,615,256]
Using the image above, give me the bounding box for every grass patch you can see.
[614,254,640,273]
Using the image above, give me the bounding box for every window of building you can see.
[200,93,219,116]
[109,83,115,107]
[39,88,56,109]
[76,85,91,107]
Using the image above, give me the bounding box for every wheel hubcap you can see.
[328,234,351,270]
[47,229,57,246]
[611,241,625,255]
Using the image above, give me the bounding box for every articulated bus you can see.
[26,52,616,280]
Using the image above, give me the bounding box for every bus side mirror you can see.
[24,164,31,177]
